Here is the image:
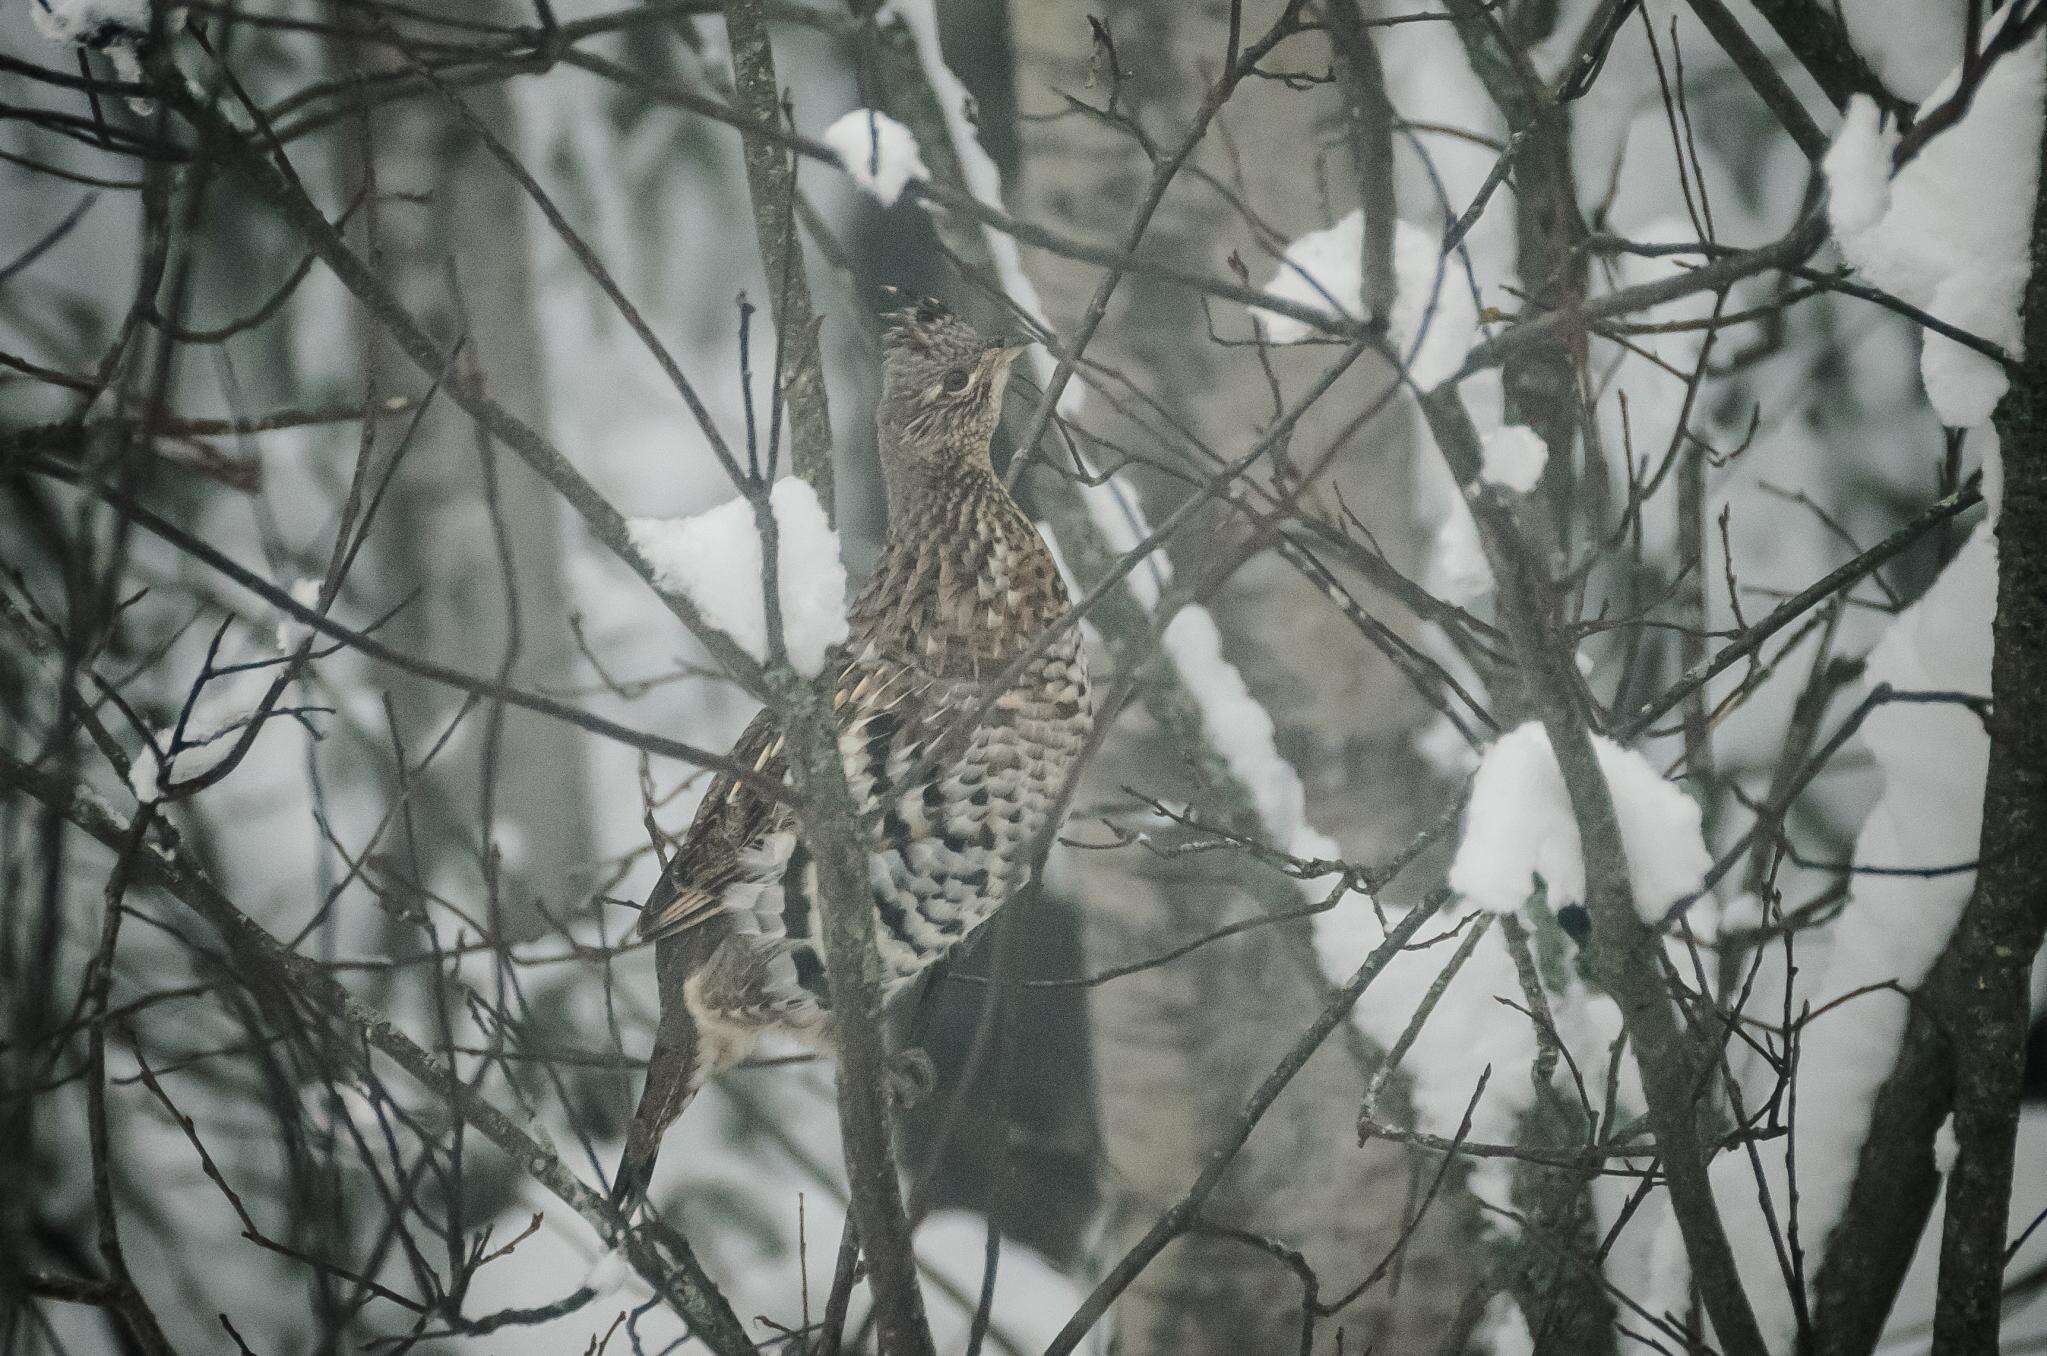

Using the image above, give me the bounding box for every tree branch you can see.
[0,747,757,1355]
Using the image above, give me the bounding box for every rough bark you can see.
[1811,77,2047,1356]
[1006,4,1476,1351]
[723,0,837,511]
[1930,99,2047,1356]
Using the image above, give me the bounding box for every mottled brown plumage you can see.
[613,302,1092,1208]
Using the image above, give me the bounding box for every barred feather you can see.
[614,305,1092,1207]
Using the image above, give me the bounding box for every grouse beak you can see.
[990,337,1033,365]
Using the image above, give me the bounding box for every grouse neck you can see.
[853,464,1064,677]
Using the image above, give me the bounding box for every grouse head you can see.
[876,298,1030,480]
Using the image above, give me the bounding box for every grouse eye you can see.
[941,369,970,393]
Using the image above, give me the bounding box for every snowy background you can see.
[4,0,2045,1352]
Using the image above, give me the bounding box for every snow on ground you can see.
[1449,721,1712,923]
[629,476,848,677]
[1825,16,2046,427]
[822,109,927,206]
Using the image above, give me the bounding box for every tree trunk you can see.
[1006,3,1477,1349]
[329,0,594,932]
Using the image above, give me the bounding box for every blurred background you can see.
[3,0,2044,1352]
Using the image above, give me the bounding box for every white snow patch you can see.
[1478,1289,1535,1356]
[822,109,927,207]
[32,0,178,107]
[1389,221,1484,388]
[127,744,163,804]
[1255,210,1369,342]
[1427,502,1494,606]
[1161,607,1341,872]
[1326,896,1637,1143]
[1449,721,1711,923]
[1477,424,1548,494]
[1413,712,1481,778]
[628,477,847,677]
[274,576,321,653]
[31,0,151,43]
[1934,1114,1959,1175]
[1825,19,2045,428]
[1717,522,1997,1348]
[578,1247,646,1299]
[1823,96,1897,239]
[1254,215,1482,387]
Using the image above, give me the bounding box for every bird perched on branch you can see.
[613,300,1092,1209]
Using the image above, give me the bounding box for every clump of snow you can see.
[274,576,322,652]
[1325,893,1637,1145]
[1933,1114,1959,1175]
[1413,712,1481,778]
[1253,215,1482,387]
[127,744,163,804]
[1449,721,1711,923]
[1824,97,1898,238]
[1477,424,1547,494]
[628,477,847,677]
[1255,211,1369,343]
[1388,221,1484,388]
[32,0,180,104]
[822,109,927,207]
[31,0,150,46]
[1825,16,2046,428]
[578,1246,647,1298]
[1477,1290,1535,1356]
[1427,502,1494,605]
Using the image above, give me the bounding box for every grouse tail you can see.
[610,1013,704,1213]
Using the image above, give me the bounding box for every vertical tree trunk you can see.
[1005,3,1476,1350]
[329,0,593,930]
[1930,102,2047,1356]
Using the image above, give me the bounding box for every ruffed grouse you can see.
[613,301,1092,1207]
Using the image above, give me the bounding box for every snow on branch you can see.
[1716,521,2000,1346]
[823,109,928,207]
[628,478,847,677]
[32,0,179,100]
[1448,721,1711,923]
[1252,213,1481,387]
[1477,424,1547,495]
[1823,13,2045,427]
